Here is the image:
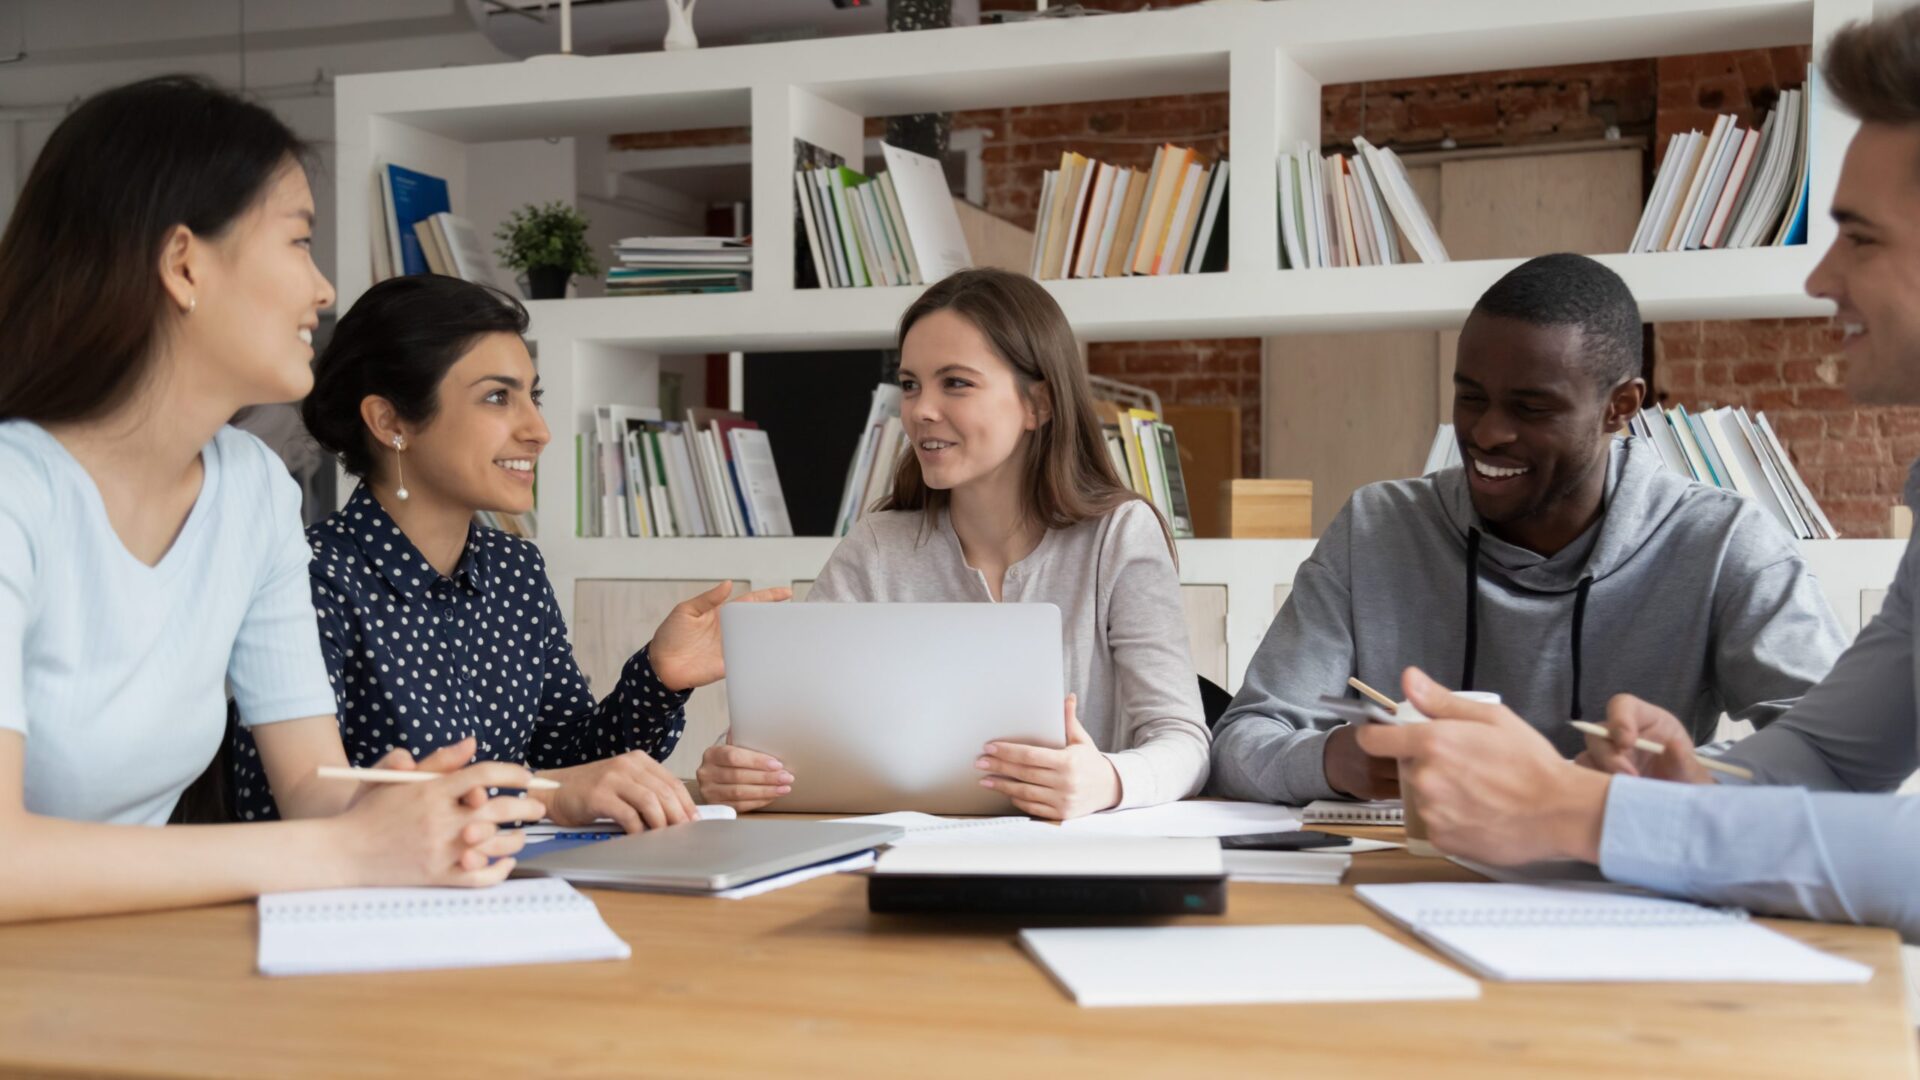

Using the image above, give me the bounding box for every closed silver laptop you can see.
[720,602,1066,814]
[513,820,903,892]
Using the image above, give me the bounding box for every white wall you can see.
[0,0,543,286]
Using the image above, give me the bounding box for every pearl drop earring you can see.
[392,435,409,501]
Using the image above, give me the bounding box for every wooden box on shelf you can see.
[1220,479,1311,539]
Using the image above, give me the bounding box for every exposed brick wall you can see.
[611,14,1894,530]
[1651,47,1911,538]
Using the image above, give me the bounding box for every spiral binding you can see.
[1416,903,1748,928]
[261,889,591,924]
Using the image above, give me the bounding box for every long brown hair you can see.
[878,268,1173,553]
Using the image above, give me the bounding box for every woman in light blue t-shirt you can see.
[0,76,544,924]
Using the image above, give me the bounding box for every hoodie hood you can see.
[1436,436,1692,595]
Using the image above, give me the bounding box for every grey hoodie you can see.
[1209,437,1850,806]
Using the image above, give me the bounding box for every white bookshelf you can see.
[334,0,1890,691]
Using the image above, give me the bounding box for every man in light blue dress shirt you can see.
[1358,6,1920,942]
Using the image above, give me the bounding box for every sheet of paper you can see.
[1020,925,1479,1007]
[257,878,629,976]
[711,850,876,900]
[1061,800,1303,838]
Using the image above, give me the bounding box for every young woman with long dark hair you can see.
[0,76,540,923]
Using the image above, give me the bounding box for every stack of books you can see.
[371,161,510,290]
[605,237,751,296]
[833,384,908,536]
[795,142,972,290]
[1096,402,1195,538]
[1629,79,1811,253]
[1278,137,1447,269]
[576,405,792,538]
[1029,146,1229,279]
[1424,410,1835,540]
[1629,405,1835,539]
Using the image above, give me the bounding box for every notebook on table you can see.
[1356,882,1872,983]
[1302,799,1402,826]
[256,878,628,977]
[1019,925,1479,1007]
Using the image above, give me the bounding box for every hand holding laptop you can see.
[697,734,794,812]
[974,693,1121,820]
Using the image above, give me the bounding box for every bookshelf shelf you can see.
[524,246,1826,349]
[336,0,1881,691]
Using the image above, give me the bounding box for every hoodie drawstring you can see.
[1569,574,1594,721]
[1461,528,1481,692]
[1460,526,1597,721]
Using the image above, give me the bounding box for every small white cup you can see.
[1398,690,1502,857]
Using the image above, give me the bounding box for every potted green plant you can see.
[495,201,597,300]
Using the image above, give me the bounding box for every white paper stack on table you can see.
[1223,849,1351,884]
[1356,882,1872,983]
[1301,799,1402,826]
[256,878,628,976]
[1021,925,1479,1007]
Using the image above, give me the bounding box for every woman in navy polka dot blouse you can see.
[230,275,788,832]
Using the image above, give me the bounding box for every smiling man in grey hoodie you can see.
[1210,253,1849,807]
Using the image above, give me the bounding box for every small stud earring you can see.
[186,296,196,315]
[392,436,409,501]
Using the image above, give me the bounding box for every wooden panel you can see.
[1162,404,1240,539]
[1220,479,1312,538]
[0,836,1908,1079]
[1181,584,1228,687]
[954,197,1034,275]
[572,578,745,778]
[1437,147,1644,262]
[1265,330,1439,535]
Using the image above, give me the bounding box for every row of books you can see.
[371,161,510,290]
[1629,404,1835,539]
[576,405,793,538]
[606,236,751,297]
[1279,137,1448,270]
[1030,146,1229,280]
[1629,79,1811,253]
[1096,402,1195,538]
[833,385,908,536]
[795,142,972,290]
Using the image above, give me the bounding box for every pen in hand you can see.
[315,765,562,790]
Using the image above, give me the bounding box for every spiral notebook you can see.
[256,878,630,976]
[1301,799,1402,826]
[1356,882,1871,983]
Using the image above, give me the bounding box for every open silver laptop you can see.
[719,602,1066,814]
[513,820,903,892]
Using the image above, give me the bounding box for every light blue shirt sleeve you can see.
[1713,531,1919,791]
[0,491,32,737]
[1600,774,1920,942]
[224,438,336,727]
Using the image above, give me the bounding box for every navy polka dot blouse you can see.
[228,484,688,820]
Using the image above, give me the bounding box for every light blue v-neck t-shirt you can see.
[0,421,336,825]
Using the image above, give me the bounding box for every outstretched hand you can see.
[648,580,793,691]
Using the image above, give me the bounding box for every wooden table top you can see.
[0,828,1911,1080]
